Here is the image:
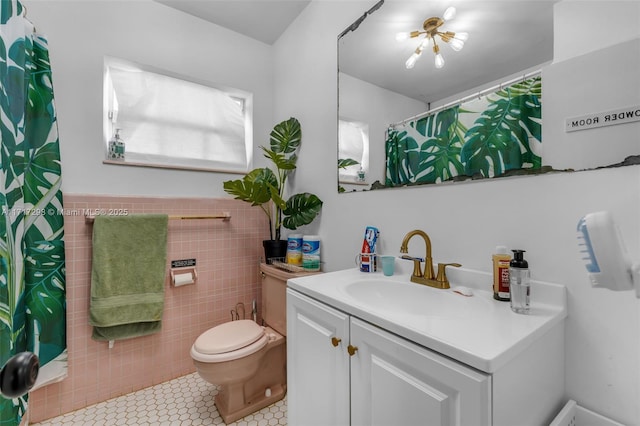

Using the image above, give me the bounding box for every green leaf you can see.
[385,129,420,186]
[413,107,459,138]
[338,158,359,169]
[261,146,296,171]
[269,185,286,211]
[460,79,541,177]
[223,168,275,206]
[25,38,56,150]
[282,193,323,230]
[24,240,66,364]
[270,117,301,154]
[416,133,464,183]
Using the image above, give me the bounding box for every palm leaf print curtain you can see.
[386,76,542,186]
[1,1,67,424]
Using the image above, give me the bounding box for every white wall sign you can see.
[565,105,640,132]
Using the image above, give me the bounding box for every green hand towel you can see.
[89,214,169,341]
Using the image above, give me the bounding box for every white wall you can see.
[274,1,640,424]
[28,0,274,197]
[339,72,426,190]
[554,0,640,62]
[543,38,640,170]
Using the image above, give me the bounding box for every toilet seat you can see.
[191,320,268,363]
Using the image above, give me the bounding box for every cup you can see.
[380,255,395,276]
[355,253,377,272]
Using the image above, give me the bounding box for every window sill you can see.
[103,159,247,175]
[338,179,370,186]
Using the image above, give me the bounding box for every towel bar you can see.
[85,212,231,223]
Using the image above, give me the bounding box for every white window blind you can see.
[338,119,369,182]
[104,57,252,172]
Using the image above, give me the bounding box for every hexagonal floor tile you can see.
[32,373,288,425]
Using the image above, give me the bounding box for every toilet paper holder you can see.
[170,267,197,287]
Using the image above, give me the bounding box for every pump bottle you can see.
[509,250,530,314]
[108,128,125,160]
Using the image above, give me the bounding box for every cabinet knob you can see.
[260,272,266,279]
[347,345,358,356]
[331,337,342,347]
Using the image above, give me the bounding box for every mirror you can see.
[337,1,640,192]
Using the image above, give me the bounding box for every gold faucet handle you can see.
[436,263,462,288]
[401,255,424,278]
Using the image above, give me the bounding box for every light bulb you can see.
[405,51,422,69]
[434,53,445,69]
[443,6,456,21]
[455,32,469,41]
[395,32,410,41]
[450,38,464,51]
[420,37,431,50]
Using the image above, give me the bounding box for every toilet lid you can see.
[193,320,265,355]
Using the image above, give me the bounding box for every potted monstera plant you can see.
[223,117,323,262]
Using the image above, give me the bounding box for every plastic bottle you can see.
[108,128,125,160]
[286,234,303,266]
[302,235,320,271]
[509,250,530,314]
[492,246,511,301]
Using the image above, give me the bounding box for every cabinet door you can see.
[287,289,351,426]
[350,318,491,426]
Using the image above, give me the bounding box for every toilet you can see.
[190,263,289,424]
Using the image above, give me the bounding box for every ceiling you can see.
[340,0,557,104]
[154,0,311,45]
[154,0,556,104]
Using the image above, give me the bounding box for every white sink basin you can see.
[341,278,493,321]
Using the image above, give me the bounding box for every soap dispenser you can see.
[509,250,530,314]
[108,128,125,160]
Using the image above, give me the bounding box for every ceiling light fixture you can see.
[396,6,468,69]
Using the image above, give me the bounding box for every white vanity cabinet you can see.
[286,288,350,425]
[287,289,491,426]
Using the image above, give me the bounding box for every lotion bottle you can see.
[492,246,511,301]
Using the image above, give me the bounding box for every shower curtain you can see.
[0,1,67,425]
[385,76,542,186]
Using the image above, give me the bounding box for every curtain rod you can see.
[85,213,231,224]
[390,69,542,129]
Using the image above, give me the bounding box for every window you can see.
[338,119,369,183]
[103,57,252,173]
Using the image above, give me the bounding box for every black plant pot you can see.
[263,239,288,264]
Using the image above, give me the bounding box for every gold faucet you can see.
[400,229,461,289]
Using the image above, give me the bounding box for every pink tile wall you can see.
[28,194,270,423]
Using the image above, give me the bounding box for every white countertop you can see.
[287,266,566,373]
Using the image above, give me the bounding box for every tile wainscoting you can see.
[28,195,270,423]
